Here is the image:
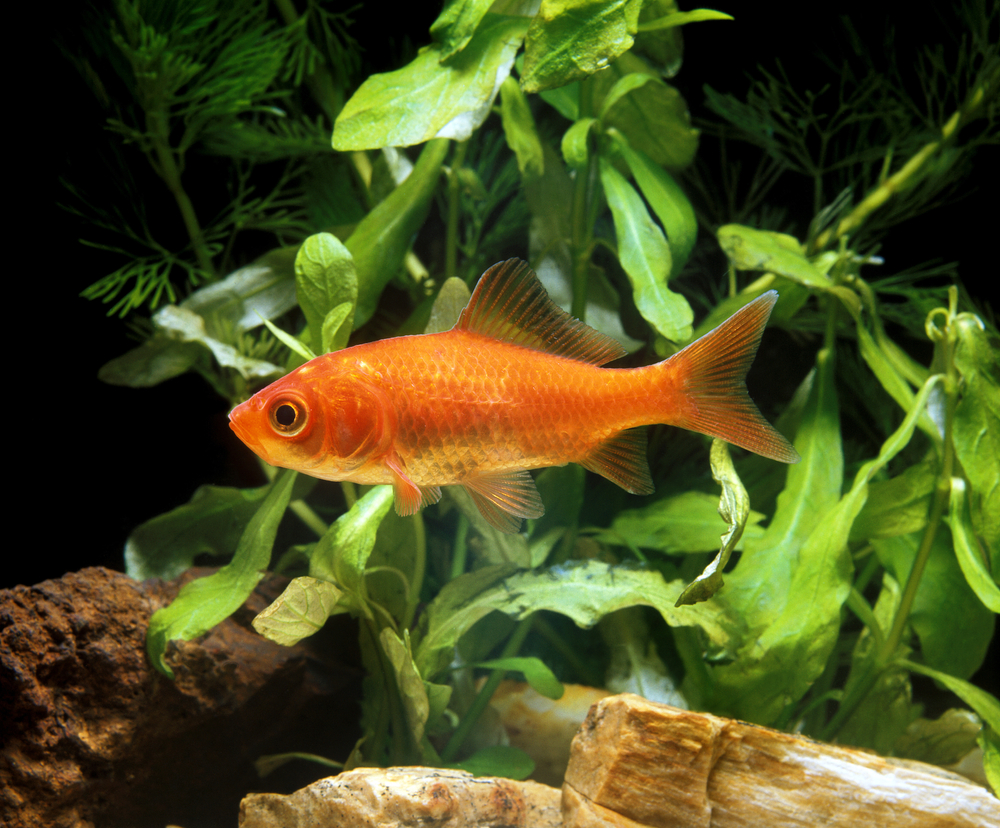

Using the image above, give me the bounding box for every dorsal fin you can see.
[456,259,627,366]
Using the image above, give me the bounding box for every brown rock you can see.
[1,567,361,828]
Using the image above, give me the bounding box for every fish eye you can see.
[269,399,307,436]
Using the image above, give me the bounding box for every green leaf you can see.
[709,348,843,722]
[895,708,984,766]
[500,76,545,181]
[602,490,764,555]
[850,457,936,541]
[333,14,529,149]
[561,116,599,170]
[597,72,657,120]
[947,477,1000,613]
[381,628,432,743]
[430,0,495,60]
[347,139,450,326]
[597,53,698,170]
[952,313,1000,561]
[902,659,1000,733]
[613,133,697,280]
[637,7,734,30]
[599,155,693,341]
[295,234,357,355]
[146,468,298,677]
[414,560,738,680]
[981,724,1000,796]
[475,656,564,699]
[425,278,472,334]
[717,224,830,287]
[521,0,642,94]
[449,745,535,779]
[125,483,269,580]
[320,302,354,354]
[252,576,348,646]
[259,316,316,362]
[675,441,753,606]
[876,526,994,678]
[309,485,395,602]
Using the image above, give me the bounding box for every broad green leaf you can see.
[876,526,994,678]
[320,302,354,354]
[599,155,693,342]
[295,234,357,356]
[947,478,1000,613]
[500,76,545,181]
[450,745,535,779]
[709,347,843,721]
[414,560,738,680]
[381,628,431,743]
[597,72,657,120]
[475,656,564,699]
[850,457,936,541]
[676,441,753,605]
[538,80,580,121]
[597,52,698,169]
[310,485,395,602]
[717,224,830,288]
[333,14,529,149]
[347,139,450,326]
[521,0,642,93]
[637,7,733,30]
[125,483,269,580]
[715,373,945,723]
[902,659,1000,734]
[602,490,764,554]
[952,313,1000,561]
[430,0,495,60]
[613,134,697,280]
[425,278,471,334]
[252,576,348,646]
[895,708,984,766]
[183,247,298,338]
[100,304,284,388]
[147,468,297,677]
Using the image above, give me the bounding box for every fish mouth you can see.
[228,405,264,453]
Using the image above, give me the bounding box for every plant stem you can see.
[445,140,468,283]
[440,615,534,762]
[404,513,426,630]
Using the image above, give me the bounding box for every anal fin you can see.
[462,469,545,534]
[580,428,654,495]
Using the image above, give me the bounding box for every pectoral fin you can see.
[385,454,442,516]
[462,470,545,534]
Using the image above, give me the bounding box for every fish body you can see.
[229,259,799,532]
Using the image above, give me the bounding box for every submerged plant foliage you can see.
[73,0,999,790]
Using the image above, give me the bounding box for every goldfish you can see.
[229,259,799,532]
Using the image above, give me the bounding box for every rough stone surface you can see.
[0,567,361,828]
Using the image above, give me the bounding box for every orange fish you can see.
[229,259,799,532]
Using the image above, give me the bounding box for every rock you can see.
[0,567,360,828]
[239,766,563,828]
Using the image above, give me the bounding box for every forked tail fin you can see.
[663,291,800,463]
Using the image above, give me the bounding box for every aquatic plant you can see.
[69,0,998,787]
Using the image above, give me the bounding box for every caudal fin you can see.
[664,291,800,463]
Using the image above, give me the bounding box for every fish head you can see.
[229,358,395,480]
